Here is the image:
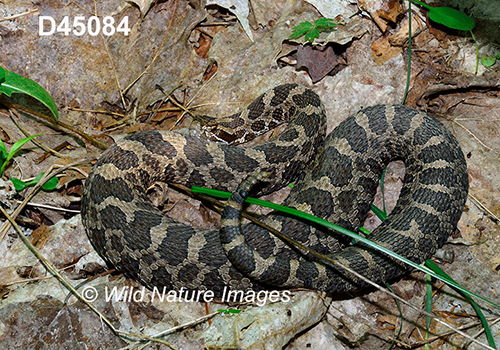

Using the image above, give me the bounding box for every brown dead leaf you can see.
[389,15,424,47]
[296,44,345,83]
[360,0,402,32]
[31,225,53,248]
[194,31,212,59]
[375,0,402,23]
[371,37,402,64]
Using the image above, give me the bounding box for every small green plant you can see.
[0,66,58,121]
[0,137,58,191]
[411,0,498,73]
[217,308,241,314]
[289,18,338,42]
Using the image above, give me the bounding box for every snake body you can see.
[81,84,469,296]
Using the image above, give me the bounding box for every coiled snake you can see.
[81,84,469,296]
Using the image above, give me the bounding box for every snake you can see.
[81,84,469,297]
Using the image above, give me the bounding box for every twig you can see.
[68,107,126,118]
[122,3,177,95]
[11,199,80,213]
[452,119,500,155]
[35,141,73,164]
[5,263,78,286]
[0,160,88,242]
[10,110,65,157]
[0,172,181,349]
[99,29,127,110]
[2,100,108,149]
[121,311,220,350]
[0,9,38,22]
[169,71,219,130]
[410,317,500,348]
[468,192,499,224]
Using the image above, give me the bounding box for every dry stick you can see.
[452,119,500,156]
[9,110,65,158]
[0,9,38,22]
[2,101,108,149]
[469,317,500,346]
[151,84,184,123]
[122,4,177,95]
[0,171,181,349]
[121,311,221,350]
[11,199,80,213]
[35,141,73,164]
[169,71,219,130]
[173,184,495,350]
[327,302,413,348]
[156,85,196,119]
[99,30,127,110]
[68,107,126,118]
[410,317,500,349]
[5,264,77,286]
[469,192,500,224]
[0,161,88,241]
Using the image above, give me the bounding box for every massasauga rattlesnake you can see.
[81,84,469,297]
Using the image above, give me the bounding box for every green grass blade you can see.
[0,135,41,176]
[370,180,495,347]
[0,66,58,121]
[426,260,497,349]
[191,186,500,310]
[425,273,433,349]
[386,282,403,350]
[0,139,7,166]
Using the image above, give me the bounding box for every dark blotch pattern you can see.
[270,84,299,106]
[223,148,260,172]
[127,130,177,158]
[98,145,139,171]
[82,84,469,297]
[90,175,134,203]
[248,95,266,120]
[184,137,212,167]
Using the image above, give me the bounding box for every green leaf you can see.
[0,139,8,159]
[425,274,432,343]
[0,66,58,121]
[217,309,241,314]
[481,55,497,67]
[305,27,320,42]
[313,18,337,30]
[289,21,313,39]
[9,173,58,192]
[370,204,387,221]
[428,7,475,31]
[497,53,500,59]
[0,135,40,176]
[9,178,27,191]
[41,175,58,190]
[26,173,44,186]
[26,172,59,190]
